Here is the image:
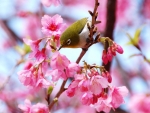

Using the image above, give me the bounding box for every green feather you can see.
[60,18,88,48]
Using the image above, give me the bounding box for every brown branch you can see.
[104,0,117,39]
[88,0,99,41]
[0,20,23,43]
[76,50,87,63]
[0,58,24,91]
[48,80,67,110]
[102,0,117,71]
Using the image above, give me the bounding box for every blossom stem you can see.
[48,80,67,110]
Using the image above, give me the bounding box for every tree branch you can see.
[102,0,117,71]
[48,80,67,110]
[0,20,23,43]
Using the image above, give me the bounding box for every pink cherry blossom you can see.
[75,74,89,92]
[48,65,80,81]
[31,103,49,113]
[94,98,112,113]
[54,34,60,47]
[67,62,81,76]
[23,62,33,70]
[41,0,60,7]
[18,69,36,87]
[107,47,113,61]
[76,105,95,113]
[36,76,53,88]
[18,65,52,88]
[64,64,128,112]
[17,11,29,18]
[29,48,49,64]
[81,92,93,105]
[18,99,32,113]
[92,86,128,113]
[111,42,124,54]
[50,51,70,70]
[116,0,131,26]
[78,79,90,92]
[142,0,150,19]
[102,42,123,65]
[102,71,112,83]
[89,76,109,95]
[41,14,65,36]
[109,86,128,108]
[18,99,49,113]
[129,93,150,113]
[102,50,108,65]
[23,38,42,51]
[34,48,46,63]
[66,80,80,97]
[23,38,46,64]
[47,69,63,81]
[48,52,80,80]
[24,15,41,41]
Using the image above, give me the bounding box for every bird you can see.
[59,18,90,50]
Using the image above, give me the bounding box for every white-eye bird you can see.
[59,18,90,50]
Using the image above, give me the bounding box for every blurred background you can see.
[0,0,150,113]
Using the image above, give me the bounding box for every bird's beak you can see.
[58,45,63,51]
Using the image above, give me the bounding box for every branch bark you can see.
[103,0,117,71]
[0,20,23,43]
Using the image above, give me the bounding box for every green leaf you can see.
[47,86,53,95]
[133,27,142,45]
[126,33,133,45]
[23,44,31,54]
[126,27,143,46]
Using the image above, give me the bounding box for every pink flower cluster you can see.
[102,42,123,65]
[18,61,53,88]
[18,99,49,113]
[48,51,80,81]
[18,14,66,89]
[66,68,128,112]
[17,12,128,113]
[18,38,54,89]
[129,93,150,113]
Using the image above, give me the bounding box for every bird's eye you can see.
[66,39,71,45]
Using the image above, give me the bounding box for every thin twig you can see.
[89,0,99,41]
[0,20,23,43]
[0,59,23,91]
[48,80,67,110]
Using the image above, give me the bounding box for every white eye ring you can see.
[67,39,71,45]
